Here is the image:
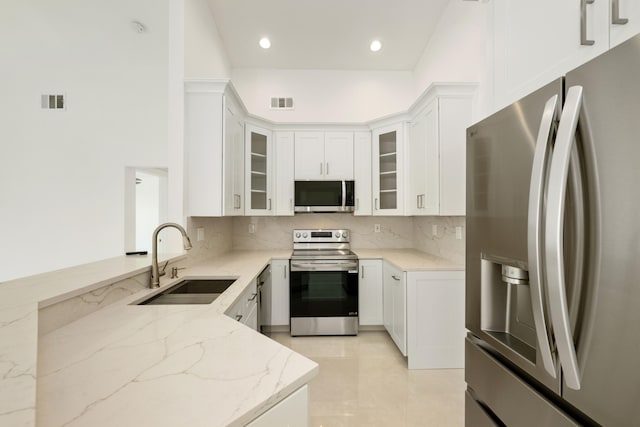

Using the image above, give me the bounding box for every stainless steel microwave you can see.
[294,180,355,213]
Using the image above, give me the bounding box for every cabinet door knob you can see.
[235,314,243,321]
[392,275,400,281]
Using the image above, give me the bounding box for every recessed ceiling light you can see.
[259,37,271,49]
[370,40,382,52]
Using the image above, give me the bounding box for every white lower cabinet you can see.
[269,260,290,326]
[406,270,465,369]
[383,262,406,356]
[382,262,465,368]
[358,259,383,325]
[227,279,258,330]
[246,385,309,427]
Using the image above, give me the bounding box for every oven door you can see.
[289,259,359,335]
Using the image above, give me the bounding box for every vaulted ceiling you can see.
[207,0,451,70]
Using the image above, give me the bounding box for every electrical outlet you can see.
[374,224,381,233]
[456,226,463,240]
[248,224,256,234]
[432,224,438,236]
[197,227,205,241]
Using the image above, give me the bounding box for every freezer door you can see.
[466,79,564,393]
[560,33,640,426]
[465,337,581,427]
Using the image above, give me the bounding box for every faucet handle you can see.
[159,260,170,276]
[170,266,186,279]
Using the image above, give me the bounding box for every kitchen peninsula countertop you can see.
[1,250,318,427]
[353,248,464,271]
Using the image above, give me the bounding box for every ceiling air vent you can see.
[270,97,294,110]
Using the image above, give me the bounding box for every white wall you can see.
[0,0,170,281]
[231,68,415,123]
[412,0,491,121]
[184,0,231,79]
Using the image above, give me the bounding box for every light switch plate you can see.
[374,224,381,233]
[432,224,438,236]
[249,224,256,234]
[197,227,205,241]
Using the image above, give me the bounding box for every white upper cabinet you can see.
[274,131,295,216]
[492,0,609,108]
[609,0,640,47]
[408,98,439,216]
[224,93,246,216]
[185,80,245,217]
[324,132,354,180]
[372,123,405,216]
[245,124,274,216]
[294,132,354,180]
[294,132,324,180]
[353,131,372,216]
[493,0,640,109]
[407,86,474,216]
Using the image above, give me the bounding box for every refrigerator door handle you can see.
[527,94,558,378]
[545,85,584,390]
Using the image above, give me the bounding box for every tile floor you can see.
[271,331,465,427]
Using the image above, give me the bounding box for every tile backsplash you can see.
[186,217,234,265]
[233,215,414,250]
[186,215,465,264]
[413,216,465,265]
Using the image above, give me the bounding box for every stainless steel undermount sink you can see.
[135,278,237,305]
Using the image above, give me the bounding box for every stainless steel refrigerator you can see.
[466,34,640,426]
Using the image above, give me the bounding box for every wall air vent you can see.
[270,97,294,110]
[41,94,65,110]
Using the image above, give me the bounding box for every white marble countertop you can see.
[1,247,460,426]
[353,248,464,271]
[0,252,186,426]
[1,250,318,427]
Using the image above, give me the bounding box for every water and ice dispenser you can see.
[481,258,538,364]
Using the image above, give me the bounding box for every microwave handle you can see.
[342,180,347,208]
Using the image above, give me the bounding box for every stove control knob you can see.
[302,232,308,238]
[334,232,341,238]
[295,232,301,238]
[342,232,348,238]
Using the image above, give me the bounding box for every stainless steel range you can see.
[289,229,358,336]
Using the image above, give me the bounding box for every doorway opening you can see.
[125,167,168,253]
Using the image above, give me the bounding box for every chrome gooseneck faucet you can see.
[150,222,192,288]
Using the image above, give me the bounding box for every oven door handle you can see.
[290,261,359,272]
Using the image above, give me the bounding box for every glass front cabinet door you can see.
[245,124,274,216]
[372,123,404,216]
